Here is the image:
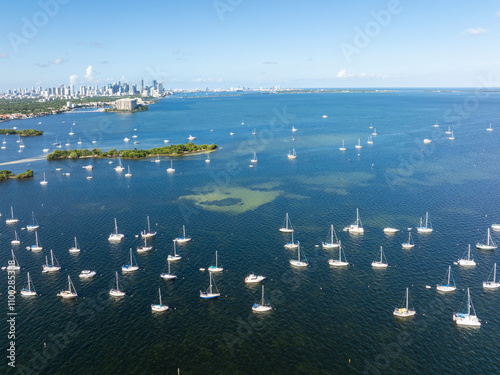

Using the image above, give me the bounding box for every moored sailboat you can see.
[393,288,416,317]
[476,228,497,250]
[372,246,388,268]
[57,275,78,299]
[322,224,340,248]
[437,266,456,292]
[151,288,169,311]
[200,272,220,299]
[483,263,500,289]
[344,208,364,233]
[21,272,37,296]
[122,248,139,272]
[252,284,272,312]
[279,213,294,233]
[453,288,480,327]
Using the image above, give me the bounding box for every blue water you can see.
[1,90,500,374]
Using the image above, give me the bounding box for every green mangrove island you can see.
[0,129,43,136]
[47,142,217,160]
[0,169,34,182]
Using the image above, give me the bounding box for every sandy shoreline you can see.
[0,156,45,167]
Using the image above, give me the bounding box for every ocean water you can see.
[1,90,500,374]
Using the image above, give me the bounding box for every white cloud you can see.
[336,68,348,78]
[69,74,78,84]
[52,58,63,64]
[84,65,94,81]
[496,10,500,17]
[463,27,488,35]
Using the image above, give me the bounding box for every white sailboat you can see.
[372,128,377,136]
[69,128,74,136]
[11,230,20,245]
[448,131,455,140]
[458,244,476,266]
[476,228,497,250]
[252,285,272,312]
[125,165,132,177]
[141,216,157,238]
[174,225,191,243]
[155,154,161,163]
[108,218,124,242]
[77,138,82,145]
[393,288,416,317]
[167,241,182,261]
[122,248,139,272]
[445,126,452,135]
[200,272,220,299]
[26,231,42,252]
[151,288,169,311]
[57,275,78,299]
[252,128,257,135]
[208,251,223,272]
[42,250,61,272]
[26,212,39,231]
[291,126,297,132]
[167,160,175,173]
[483,263,500,289]
[339,140,346,151]
[245,273,265,283]
[433,121,439,128]
[284,230,298,249]
[355,138,362,149]
[492,223,500,231]
[188,134,196,141]
[205,154,210,163]
[137,237,152,252]
[328,241,349,267]
[21,272,37,296]
[289,241,308,267]
[287,148,297,159]
[6,206,19,224]
[250,152,258,163]
[4,250,20,271]
[279,213,294,233]
[69,236,80,253]
[322,224,340,248]
[367,136,373,144]
[109,271,126,296]
[160,259,177,280]
[437,266,456,292]
[40,172,48,185]
[401,231,415,249]
[344,208,364,233]
[114,159,124,172]
[487,123,493,132]
[372,246,388,268]
[416,212,433,232]
[453,288,480,327]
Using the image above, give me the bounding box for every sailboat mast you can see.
[215,251,218,267]
[467,288,471,315]
[331,225,334,243]
[261,285,265,305]
[159,288,162,305]
[494,263,497,283]
[406,288,409,310]
[209,273,213,294]
[183,225,186,237]
[147,216,150,232]
[447,266,451,285]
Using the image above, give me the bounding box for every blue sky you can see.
[0,0,499,90]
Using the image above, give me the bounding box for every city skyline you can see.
[1,0,499,90]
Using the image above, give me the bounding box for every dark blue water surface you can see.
[1,90,500,374]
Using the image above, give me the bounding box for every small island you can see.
[0,169,34,182]
[0,129,43,136]
[46,142,217,160]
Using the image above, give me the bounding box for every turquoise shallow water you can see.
[1,90,500,374]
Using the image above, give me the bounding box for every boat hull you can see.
[437,285,456,292]
[483,282,500,289]
[200,292,220,299]
[328,260,349,267]
[252,304,272,312]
